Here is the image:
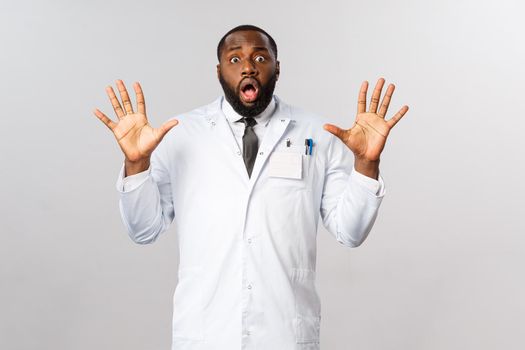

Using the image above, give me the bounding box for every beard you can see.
[219,72,278,118]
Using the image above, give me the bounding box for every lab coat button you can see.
[247,284,252,290]
[247,331,251,336]
[247,238,252,244]
[259,151,264,155]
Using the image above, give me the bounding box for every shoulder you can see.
[277,97,326,123]
[275,96,334,147]
[168,97,221,124]
[161,97,221,139]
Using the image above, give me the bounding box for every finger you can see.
[323,123,347,141]
[386,105,409,129]
[93,109,116,131]
[377,84,395,118]
[105,86,125,119]
[156,118,179,141]
[134,82,146,115]
[369,77,385,113]
[357,81,368,114]
[116,80,134,115]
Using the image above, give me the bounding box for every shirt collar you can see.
[221,95,276,127]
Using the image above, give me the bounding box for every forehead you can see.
[223,30,272,52]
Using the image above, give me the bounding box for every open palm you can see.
[323,78,409,162]
[93,80,179,162]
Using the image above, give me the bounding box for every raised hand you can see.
[93,80,179,174]
[323,78,409,163]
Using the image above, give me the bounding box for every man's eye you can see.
[230,57,240,63]
[255,56,265,63]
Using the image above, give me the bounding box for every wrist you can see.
[354,157,380,180]
[125,157,151,177]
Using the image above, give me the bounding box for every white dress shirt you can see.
[116,95,386,349]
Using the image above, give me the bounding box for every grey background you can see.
[1,0,524,349]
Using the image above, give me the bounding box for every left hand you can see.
[323,77,409,162]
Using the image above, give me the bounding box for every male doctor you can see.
[94,24,408,350]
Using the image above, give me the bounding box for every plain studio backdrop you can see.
[1,0,523,349]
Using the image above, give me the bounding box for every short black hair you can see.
[217,24,278,62]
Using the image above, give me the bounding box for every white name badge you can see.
[267,151,302,179]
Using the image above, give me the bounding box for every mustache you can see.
[238,77,260,92]
[219,72,278,118]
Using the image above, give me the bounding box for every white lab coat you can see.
[115,95,385,350]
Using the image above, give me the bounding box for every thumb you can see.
[156,118,179,141]
[323,123,347,141]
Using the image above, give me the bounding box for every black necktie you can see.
[236,116,258,178]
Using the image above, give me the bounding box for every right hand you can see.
[93,80,179,164]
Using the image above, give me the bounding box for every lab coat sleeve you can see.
[115,142,175,245]
[319,134,385,247]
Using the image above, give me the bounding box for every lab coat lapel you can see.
[205,97,250,183]
[248,97,293,189]
[205,96,295,190]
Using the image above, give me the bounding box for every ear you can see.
[216,63,220,80]
[275,60,280,80]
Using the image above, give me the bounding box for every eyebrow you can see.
[226,46,270,53]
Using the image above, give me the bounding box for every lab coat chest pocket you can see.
[266,145,313,190]
[172,267,204,341]
[292,268,321,344]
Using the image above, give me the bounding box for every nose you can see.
[241,60,257,76]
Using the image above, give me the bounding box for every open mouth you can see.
[239,78,260,103]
